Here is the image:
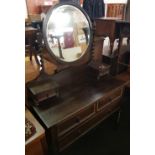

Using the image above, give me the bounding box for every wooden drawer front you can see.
[58,127,79,151]
[57,105,95,136]
[97,88,122,111]
[58,115,97,152]
[105,97,122,113]
[58,98,121,151]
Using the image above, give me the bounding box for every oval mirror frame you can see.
[43,3,93,65]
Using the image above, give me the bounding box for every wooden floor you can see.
[25,56,57,83]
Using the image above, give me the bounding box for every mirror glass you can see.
[44,4,91,62]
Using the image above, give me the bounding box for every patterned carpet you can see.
[25,118,36,141]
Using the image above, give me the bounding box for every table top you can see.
[95,17,130,38]
[96,17,130,23]
[28,66,129,129]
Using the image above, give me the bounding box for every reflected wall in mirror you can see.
[43,4,92,63]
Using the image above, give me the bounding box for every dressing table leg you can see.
[116,109,121,125]
[33,51,40,65]
[113,109,121,129]
[29,46,33,61]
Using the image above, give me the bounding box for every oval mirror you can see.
[43,3,92,64]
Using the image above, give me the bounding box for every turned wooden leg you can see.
[30,46,40,66]
[33,51,40,66]
[29,46,33,61]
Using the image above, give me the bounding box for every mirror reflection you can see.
[45,5,91,62]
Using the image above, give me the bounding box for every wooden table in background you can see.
[25,27,39,64]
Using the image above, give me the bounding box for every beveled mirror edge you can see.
[43,2,93,66]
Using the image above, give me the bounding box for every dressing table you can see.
[28,68,129,153]
[26,3,129,154]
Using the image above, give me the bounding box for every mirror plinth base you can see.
[88,61,111,80]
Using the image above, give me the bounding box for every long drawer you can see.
[97,88,123,111]
[57,104,95,137]
[58,114,98,151]
[58,97,121,152]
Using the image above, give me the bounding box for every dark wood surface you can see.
[27,65,129,153]
[28,66,128,129]
[95,17,129,38]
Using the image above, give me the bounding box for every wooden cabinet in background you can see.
[26,0,43,15]
[105,3,126,20]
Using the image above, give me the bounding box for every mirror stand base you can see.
[88,61,111,80]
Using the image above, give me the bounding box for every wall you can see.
[26,0,59,15]
[26,0,43,15]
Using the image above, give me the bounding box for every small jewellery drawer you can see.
[97,88,122,111]
[57,105,95,136]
